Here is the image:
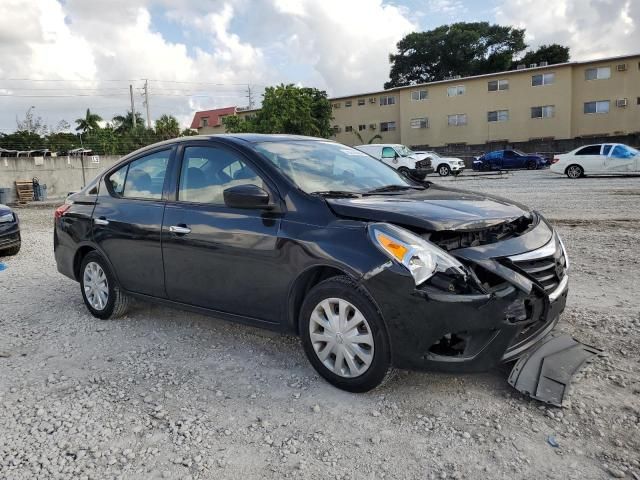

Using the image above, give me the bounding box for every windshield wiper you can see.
[365,184,425,194]
[311,190,361,198]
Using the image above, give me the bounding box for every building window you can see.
[332,125,341,134]
[584,100,610,114]
[380,121,396,132]
[447,85,465,97]
[447,114,467,126]
[410,117,428,128]
[332,102,341,109]
[531,105,555,119]
[358,98,366,106]
[358,124,366,131]
[411,90,428,101]
[531,73,555,86]
[488,79,509,91]
[345,126,353,132]
[585,67,611,80]
[487,110,509,122]
[380,95,396,106]
[200,117,209,127]
[345,100,352,107]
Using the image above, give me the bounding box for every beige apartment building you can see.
[329,53,640,147]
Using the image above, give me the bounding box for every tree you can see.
[180,128,198,137]
[224,84,333,137]
[385,22,527,88]
[353,131,382,144]
[518,44,570,67]
[75,109,103,133]
[155,114,180,140]
[16,107,48,135]
[112,111,145,134]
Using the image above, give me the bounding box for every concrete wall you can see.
[0,155,122,202]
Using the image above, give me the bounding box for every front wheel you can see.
[0,243,20,257]
[438,164,451,177]
[80,252,130,319]
[566,164,584,179]
[300,276,391,392]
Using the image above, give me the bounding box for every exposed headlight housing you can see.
[0,212,14,223]
[556,232,570,271]
[369,222,468,286]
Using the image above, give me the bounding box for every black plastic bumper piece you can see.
[508,334,602,407]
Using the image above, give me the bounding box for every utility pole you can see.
[129,84,136,128]
[143,79,151,128]
[246,84,255,109]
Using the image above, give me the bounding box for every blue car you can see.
[0,203,21,256]
[473,149,548,171]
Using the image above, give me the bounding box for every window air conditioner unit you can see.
[453,75,462,79]
[369,97,377,104]
[516,64,526,70]
[369,124,377,130]
[616,63,627,71]
[616,98,628,108]
[529,63,538,68]
[539,61,549,66]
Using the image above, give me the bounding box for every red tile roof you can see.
[190,106,237,129]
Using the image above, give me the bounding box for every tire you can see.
[0,243,20,257]
[566,164,584,179]
[397,167,411,178]
[481,162,491,172]
[526,160,538,170]
[80,251,130,319]
[300,276,392,392]
[437,164,451,177]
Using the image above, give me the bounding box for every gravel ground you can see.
[1,170,639,480]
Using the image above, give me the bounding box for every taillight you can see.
[550,157,560,164]
[54,204,71,220]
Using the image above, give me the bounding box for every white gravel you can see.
[1,170,639,479]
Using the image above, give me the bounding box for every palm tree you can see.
[75,109,102,133]
[353,131,382,144]
[155,114,180,140]
[112,111,145,134]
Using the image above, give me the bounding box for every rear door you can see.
[92,147,174,297]
[605,145,636,173]
[161,142,285,323]
[573,145,604,174]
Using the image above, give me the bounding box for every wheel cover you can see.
[309,298,374,378]
[568,166,581,178]
[439,166,449,175]
[83,262,109,311]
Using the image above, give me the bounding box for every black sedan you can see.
[0,203,20,256]
[54,134,593,400]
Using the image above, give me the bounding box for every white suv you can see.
[354,144,434,180]
[413,150,466,177]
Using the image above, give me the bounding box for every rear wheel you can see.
[526,160,538,170]
[566,164,584,179]
[438,164,451,177]
[300,276,391,392]
[80,252,130,319]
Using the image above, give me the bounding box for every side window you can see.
[575,145,602,156]
[109,165,127,195]
[611,145,630,159]
[602,144,613,156]
[381,147,396,158]
[122,151,170,199]
[178,146,264,205]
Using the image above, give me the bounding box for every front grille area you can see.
[416,159,432,169]
[511,246,567,293]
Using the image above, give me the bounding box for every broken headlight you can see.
[369,222,467,286]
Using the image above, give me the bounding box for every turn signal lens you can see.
[376,233,409,261]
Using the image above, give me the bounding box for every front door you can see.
[92,148,173,297]
[605,145,637,173]
[161,144,284,323]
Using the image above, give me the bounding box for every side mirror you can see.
[223,184,273,210]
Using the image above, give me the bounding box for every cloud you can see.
[495,0,639,60]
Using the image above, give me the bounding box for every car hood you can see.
[326,185,531,231]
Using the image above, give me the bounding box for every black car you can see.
[54,134,588,399]
[0,203,21,256]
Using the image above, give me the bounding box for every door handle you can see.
[169,225,191,235]
[94,217,109,226]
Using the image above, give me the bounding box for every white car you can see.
[551,143,640,178]
[412,150,466,177]
[354,144,434,180]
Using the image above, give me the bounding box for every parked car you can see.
[412,150,465,176]
[55,134,590,402]
[550,143,640,178]
[473,149,547,171]
[0,203,21,256]
[354,144,433,180]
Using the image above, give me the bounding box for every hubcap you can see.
[83,262,109,311]
[568,166,581,178]
[309,298,374,378]
[439,166,448,175]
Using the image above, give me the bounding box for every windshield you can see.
[396,145,414,157]
[425,151,441,159]
[254,140,414,194]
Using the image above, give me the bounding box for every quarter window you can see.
[585,67,611,80]
[584,100,610,114]
[447,114,467,126]
[488,80,509,91]
[380,95,396,106]
[380,121,396,132]
[447,85,465,97]
[487,110,509,122]
[531,105,555,119]
[178,146,264,205]
[108,150,170,199]
[532,73,555,86]
[410,117,428,128]
[411,90,428,101]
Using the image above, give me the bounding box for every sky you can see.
[0,0,638,133]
